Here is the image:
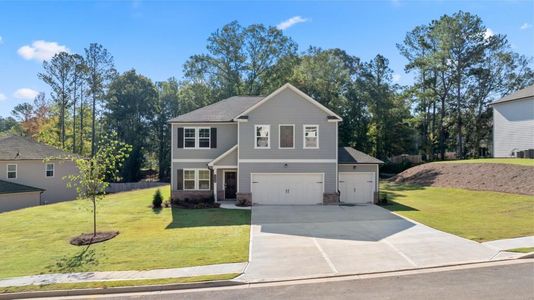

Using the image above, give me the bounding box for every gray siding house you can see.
[0,136,79,212]
[169,83,383,205]
[491,85,534,157]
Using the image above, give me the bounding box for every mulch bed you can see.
[70,231,120,246]
[389,162,534,195]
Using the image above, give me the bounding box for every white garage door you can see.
[251,173,323,205]
[339,172,375,204]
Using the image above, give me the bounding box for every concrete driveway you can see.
[240,205,504,282]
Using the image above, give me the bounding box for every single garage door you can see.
[339,172,375,204]
[251,173,323,205]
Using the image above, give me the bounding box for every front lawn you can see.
[437,158,534,166]
[506,247,534,253]
[381,183,534,242]
[0,186,250,279]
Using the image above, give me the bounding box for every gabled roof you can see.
[0,180,44,194]
[491,84,534,105]
[168,96,264,123]
[234,83,342,121]
[0,136,75,161]
[208,145,238,167]
[338,147,384,164]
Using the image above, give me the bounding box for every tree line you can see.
[3,10,532,181]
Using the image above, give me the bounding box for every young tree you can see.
[84,43,116,156]
[64,133,131,237]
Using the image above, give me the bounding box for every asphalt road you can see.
[57,261,534,300]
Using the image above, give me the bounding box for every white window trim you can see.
[45,163,55,178]
[278,124,295,149]
[183,127,211,150]
[254,124,271,149]
[6,164,17,179]
[303,125,319,149]
[183,168,211,191]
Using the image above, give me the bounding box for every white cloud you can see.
[392,73,401,83]
[13,88,39,100]
[276,16,309,30]
[0,36,3,45]
[484,28,494,40]
[0,93,7,102]
[17,40,70,62]
[520,22,532,30]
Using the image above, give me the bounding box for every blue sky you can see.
[1,0,533,117]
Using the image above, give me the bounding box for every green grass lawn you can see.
[436,158,534,166]
[0,186,250,279]
[505,247,534,253]
[381,183,534,242]
[0,273,238,294]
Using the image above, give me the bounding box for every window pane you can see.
[280,126,293,148]
[256,126,269,137]
[184,170,195,180]
[257,137,269,148]
[46,164,54,171]
[305,138,317,148]
[184,138,195,148]
[184,180,195,190]
[305,126,317,138]
[7,165,16,172]
[305,126,318,148]
[184,128,195,137]
[198,170,210,180]
[198,138,210,148]
[198,180,210,190]
[199,128,210,138]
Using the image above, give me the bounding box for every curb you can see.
[0,279,245,300]
[517,252,534,259]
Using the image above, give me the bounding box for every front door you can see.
[224,171,237,200]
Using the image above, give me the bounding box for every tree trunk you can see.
[456,75,463,159]
[93,195,97,237]
[439,95,446,160]
[73,90,77,153]
[80,84,85,155]
[91,93,96,157]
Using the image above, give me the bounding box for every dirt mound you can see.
[390,162,534,195]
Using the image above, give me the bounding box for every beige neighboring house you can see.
[0,136,79,212]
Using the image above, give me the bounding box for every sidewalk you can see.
[483,236,534,251]
[0,262,247,287]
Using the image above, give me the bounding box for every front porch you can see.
[208,145,239,203]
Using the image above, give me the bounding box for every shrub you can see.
[152,189,163,209]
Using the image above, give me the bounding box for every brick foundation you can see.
[171,190,212,202]
[323,192,339,205]
[236,192,252,206]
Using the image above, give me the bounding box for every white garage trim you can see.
[339,172,376,204]
[250,173,324,205]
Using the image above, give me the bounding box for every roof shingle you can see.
[0,180,44,194]
[168,96,265,123]
[491,84,534,105]
[338,147,384,164]
[0,136,75,160]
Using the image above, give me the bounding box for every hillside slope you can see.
[390,162,534,195]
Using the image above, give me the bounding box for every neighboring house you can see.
[491,84,534,158]
[169,83,383,205]
[0,136,78,212]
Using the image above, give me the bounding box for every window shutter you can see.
[177,169,183,190]
[211,128,217,148]
[177,127,184,148]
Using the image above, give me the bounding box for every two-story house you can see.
[169,83,383,205]
[0,135,79,212]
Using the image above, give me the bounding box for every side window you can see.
[7,164,17,179]
[198,170,211,190]
[255,125,270,149]
[303,125,319,149]
[279,125,294,149]
[184,128,196,148]
[46,163,54,177]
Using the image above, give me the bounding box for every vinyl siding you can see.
[213,147,237,166]
[0,159,78,204]
[171,123,237,160]
[0,191,42,212]
[493,97,534,157]
[238,88,337,159]
[238,162,337,193]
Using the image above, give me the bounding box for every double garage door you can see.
[251,173,323,205]
[251,172,376,205]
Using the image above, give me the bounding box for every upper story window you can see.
[303,125,319,149]
[255,125,270,149]
[7,164,17,179]
[45,163,54,177]
[279,124,294,149]
[184,127,210,149]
